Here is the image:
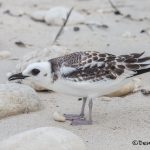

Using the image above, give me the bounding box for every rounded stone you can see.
[0,127,86,150]
[0,83,41,119]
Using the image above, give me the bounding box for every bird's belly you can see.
[50,78,129,98]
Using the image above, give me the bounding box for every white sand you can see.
[0,0,150,149]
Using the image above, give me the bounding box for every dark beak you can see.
[8,73,29,81]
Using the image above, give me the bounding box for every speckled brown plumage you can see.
[49,51,150,82]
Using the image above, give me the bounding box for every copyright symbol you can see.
[132,140,138,145]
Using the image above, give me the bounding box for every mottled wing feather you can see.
[63,52,118,82]
[50,51,150,82]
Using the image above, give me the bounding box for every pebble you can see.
[73,26,80,32]
[53,111,66,122]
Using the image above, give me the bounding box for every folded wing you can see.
[50,51,150,82]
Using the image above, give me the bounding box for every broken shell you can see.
[53,111,66,122]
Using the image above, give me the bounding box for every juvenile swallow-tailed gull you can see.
[8,51,150,125]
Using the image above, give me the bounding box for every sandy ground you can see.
[0,0,150,149]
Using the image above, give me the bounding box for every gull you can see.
[8,51,150,125]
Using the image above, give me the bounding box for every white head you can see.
[8,62,52,90]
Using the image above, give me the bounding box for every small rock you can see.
[0,51,11,59]
[53,111,66,122]
[140,29,146,33]
[73,26,80,31]
[0,127,86,150]
[78,98,82,101]
[125,14,132,19]
[106,43,110,47]
[15,41,26,47]
[114,10,122,15]
[30,10,47,22]
[140,28,150,35]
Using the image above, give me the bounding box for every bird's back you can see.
[49,51,150,82]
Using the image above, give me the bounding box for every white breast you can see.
[50,77,131,98]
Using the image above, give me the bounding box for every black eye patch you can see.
[31,69,40,76]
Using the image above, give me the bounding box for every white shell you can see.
[45,6,85,25]
[0,83,41,119]
[53,111,66,122]
[0,51,11,59]
[0,127,86,150]
[30,10,47,22]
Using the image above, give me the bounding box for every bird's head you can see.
[8,62,52,90]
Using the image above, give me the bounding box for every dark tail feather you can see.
[125,52,150,78]
[131,51,145,58]
[131,67,150,77]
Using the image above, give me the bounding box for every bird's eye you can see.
[31,69,40,76]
